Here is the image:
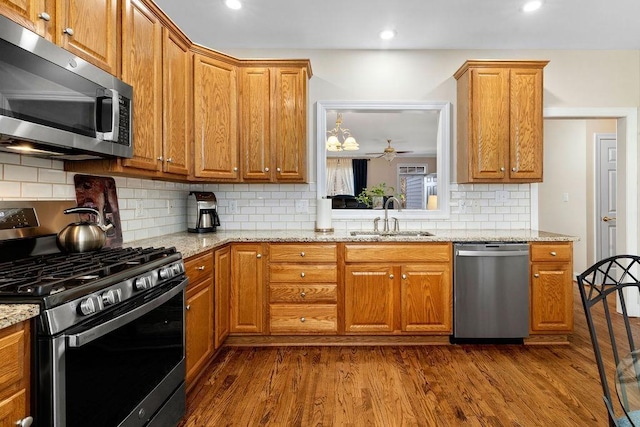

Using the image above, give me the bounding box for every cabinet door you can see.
[231,244,265,333]
[530,262,573,333]
[121,0,163,172]
[509,68,543,181]
[214,246,231,348]
[273,67,307,182]
[193,54,239,180]
[469,68,509,180]
[344,264,394,333]
[185,281,214,387]
[0,389,27,427]
[162,28,190,176]
[57,0,118,74]
[401,264,452,333]
[0,0,47,37]
[240,67,272,181]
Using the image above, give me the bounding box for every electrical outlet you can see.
[135,200,144,218]
[229,200,238,214]
[562,192,569,202]
[458,199,466,213]
[295,200,309,213]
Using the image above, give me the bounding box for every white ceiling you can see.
[153,0,640,50]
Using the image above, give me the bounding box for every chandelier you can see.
[326,113,359,151]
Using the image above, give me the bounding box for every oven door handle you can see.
[66,278,186,348]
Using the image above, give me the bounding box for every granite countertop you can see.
[131,229,578,259]
[0,304,39,330]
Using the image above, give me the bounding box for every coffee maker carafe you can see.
[187,191,221,233]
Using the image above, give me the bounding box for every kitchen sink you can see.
[349,230,435,237]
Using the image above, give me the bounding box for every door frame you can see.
[533,108,638,260]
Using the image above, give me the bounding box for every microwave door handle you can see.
[66,278,186,348]
[95,88,120,142]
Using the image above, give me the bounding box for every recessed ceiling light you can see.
[379,30,396,40]
[225,0,242,10]
[522,0,542,12]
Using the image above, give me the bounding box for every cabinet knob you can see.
[276,167,281,172]
[166,157,173,163]
[185,305,191,310]
[533,273,540,278]
[550,251,557,256]
[300,292,306,298]
[15,417,33,427]
[63,27,74,36]
[300,252,305,257]
[38,12,50,21]
[500,167,505,172]
[300,272,305,278]
[389,274,394,279]
[256,254,262,258]
[402,274,407,279]
[157,156,163,161]
[265,167,270,172]
[300,317,306,322]
[512,167,517,172]
[196,265,205,271]
[233,167,238,172]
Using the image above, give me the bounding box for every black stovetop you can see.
[0,246,177,300]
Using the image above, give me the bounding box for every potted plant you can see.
[356,183,395,209]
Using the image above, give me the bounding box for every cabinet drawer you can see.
[530,243,572,262]
[0,328,25,392]
[269,244,337,262]
[269,265,337,283]
[269,284,337,303]
[185,251,214,286]
[269,304,337,333]
[345,243,451,263]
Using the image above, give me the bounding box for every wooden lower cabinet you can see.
[214,246,231,348]
[184,251,214,390]
[530,242,574,334]
[230,244,266,334]
[0,321,31,427]
[344,243,453,335]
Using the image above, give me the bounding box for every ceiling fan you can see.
[366,139,413,160]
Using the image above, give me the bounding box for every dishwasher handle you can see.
[456,249,529,257]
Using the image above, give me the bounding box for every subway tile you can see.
[22,156,52,168]
[0,182,21,198]
[38,168,67,184]
[52,184,75,199]
[4,165,38,182]
[0,152,21,165]
[22,183,52,198]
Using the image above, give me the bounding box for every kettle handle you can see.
[63,207,113,232]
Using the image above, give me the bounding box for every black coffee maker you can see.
[187,191,220,233]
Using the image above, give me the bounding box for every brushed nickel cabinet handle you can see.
[157,156,163,161]
[265,167,270,172]
[276,167,281,172]
[300,272,305,278]
[402,274,407,279]
[256,254,262,258]
[300,292,306,298]
[166,157,173,163]
[196,265,205,271]
[38,12,50,21]
[300,252,305,257]
[512,167,517,172]
[233,167,238,172]
[185,305,191,310]
[15,416,33,427]
[533,273,540,278]
[300,317,306,323]
[63,27,74,36]
[389,274,394,279]
[500,167,505,172]
[550,251,557,256]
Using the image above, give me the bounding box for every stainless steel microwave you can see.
[0,15,132,159]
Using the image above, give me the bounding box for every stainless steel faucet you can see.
[383,196,402,232]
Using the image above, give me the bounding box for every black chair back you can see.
[577,255,640,426]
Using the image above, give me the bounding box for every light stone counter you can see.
[0,304,39,330]
[130,229,578,259]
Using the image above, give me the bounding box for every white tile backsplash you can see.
[1,155,534,241]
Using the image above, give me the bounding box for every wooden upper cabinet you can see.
[0,0,49,37]
[273,67,307,182]
[121,0,163,172]
[239,67,271,181]
[162,27,190,176]
[57,0,119,75]
[455,60,548,183]
[192,50,239,180]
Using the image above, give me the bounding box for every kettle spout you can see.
[101,222,115,233]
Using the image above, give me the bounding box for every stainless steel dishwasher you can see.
[453,242,530,340]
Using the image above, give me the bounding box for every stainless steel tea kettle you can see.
[56,207,114,252]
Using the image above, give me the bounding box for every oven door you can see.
[36,278,186,427]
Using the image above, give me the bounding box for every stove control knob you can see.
[78,296,102,316]
[171,263,183,275]
[159,267,173,280]
[102,289,122,305]
[134,276,152,291]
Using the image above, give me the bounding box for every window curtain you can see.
[352,159,368,197]
[326,158,355,196]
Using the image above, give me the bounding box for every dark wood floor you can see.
[179,285,630,426]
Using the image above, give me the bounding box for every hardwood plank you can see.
[179,284,632,426]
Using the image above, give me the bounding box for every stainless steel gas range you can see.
[0,201,186,427]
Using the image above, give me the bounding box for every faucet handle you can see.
[373,217,381,232]
[392,217,400,232]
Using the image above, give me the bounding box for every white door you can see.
[596,133,617,261]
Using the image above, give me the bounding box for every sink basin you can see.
[350,230,435,237]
